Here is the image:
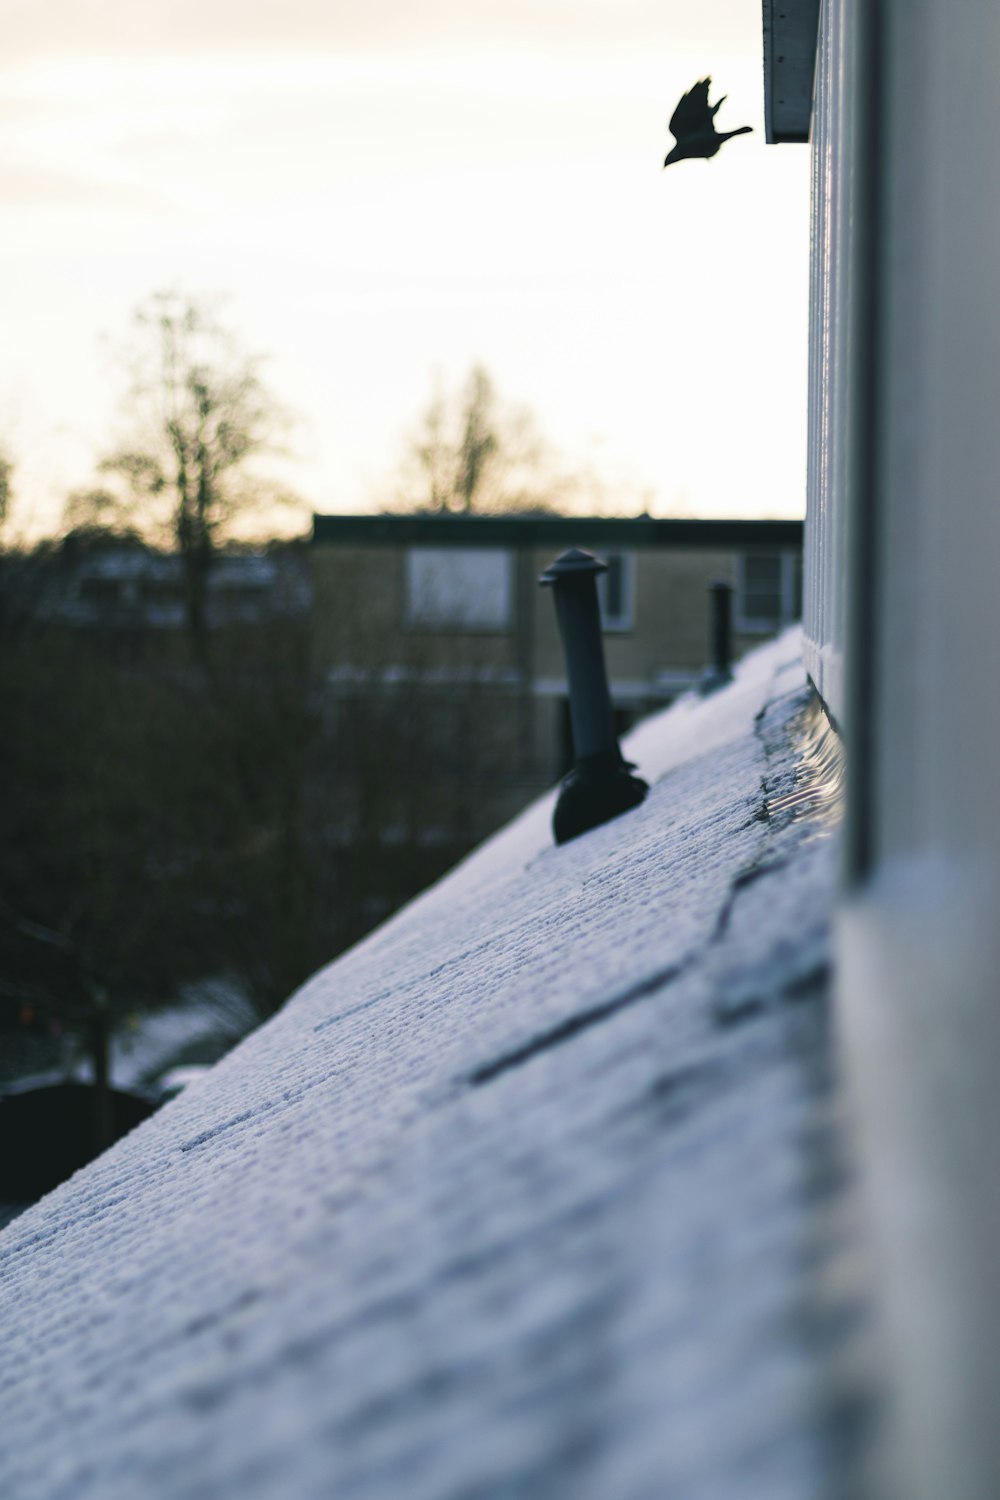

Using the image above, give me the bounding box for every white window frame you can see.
[735,550,800,634]
[596,551,636,633]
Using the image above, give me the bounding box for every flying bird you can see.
[664,78,752,166]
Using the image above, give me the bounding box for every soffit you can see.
[763,0,821,143]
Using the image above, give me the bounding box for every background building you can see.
[311,513,803,825]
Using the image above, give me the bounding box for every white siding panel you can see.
[803,0,862,730]
[836,4,1000,1497]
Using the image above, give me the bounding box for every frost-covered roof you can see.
[0,631,867,1500]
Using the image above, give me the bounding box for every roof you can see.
[0,630,868,1500]
[34,545,312,630]
[311,513,805,551]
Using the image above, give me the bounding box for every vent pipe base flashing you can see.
[552,751,649,846]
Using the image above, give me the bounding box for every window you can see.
[405,548,513,631]
[736,551,802,633]
[596,552,635,632]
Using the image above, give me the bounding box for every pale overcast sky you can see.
[1,0,810,536]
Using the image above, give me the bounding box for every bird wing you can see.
[669,78,713,143]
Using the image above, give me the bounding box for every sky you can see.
[0,1,810,538]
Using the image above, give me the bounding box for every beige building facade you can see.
[311,515,803,801]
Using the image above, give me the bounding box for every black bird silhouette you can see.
[664,78,752,166]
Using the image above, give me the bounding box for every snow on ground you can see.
[0,629,872,1500]
[108,979,261,1091]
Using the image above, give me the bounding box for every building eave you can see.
[762,0,821,143]
[311,514,805,552]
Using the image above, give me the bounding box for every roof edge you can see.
[762,0,821,144]
[311,515,805,551]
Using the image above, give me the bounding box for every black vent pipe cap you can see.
[539,548,608,586]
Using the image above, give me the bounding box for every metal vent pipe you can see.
[701,579,734,694]
[540,548,647,844]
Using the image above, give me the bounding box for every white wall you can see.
[826,3,1000,1497]
[802,0,854,721]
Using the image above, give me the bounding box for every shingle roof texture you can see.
[0,631,863,1500]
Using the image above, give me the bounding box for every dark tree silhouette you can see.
[90,291,298,661]
[0,449,11,530]
[392,366,558,515]
[663,78,752,167]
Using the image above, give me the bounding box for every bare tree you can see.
[393,365,559,515]
[88,290,298,657]
[0,448,12,531]
[455,366,499,512]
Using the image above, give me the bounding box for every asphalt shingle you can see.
[0,630,868,1500]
